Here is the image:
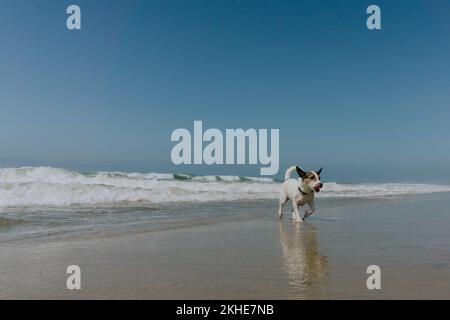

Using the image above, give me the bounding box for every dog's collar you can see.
[298,186,313,195]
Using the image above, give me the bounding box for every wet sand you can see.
[1,193,450,299]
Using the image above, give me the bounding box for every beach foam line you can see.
[0,167,449,207]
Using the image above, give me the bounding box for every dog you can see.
[278,166,323,223]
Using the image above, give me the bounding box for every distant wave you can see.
[0,167,449,207]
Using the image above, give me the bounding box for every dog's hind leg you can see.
[278,194,288,220]
[291,200,303,223]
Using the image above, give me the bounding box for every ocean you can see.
[2,166,450,298]
[1,166,450,244]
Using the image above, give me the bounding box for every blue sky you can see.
[0,0,449,182]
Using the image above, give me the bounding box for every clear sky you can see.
[1,0,449,182]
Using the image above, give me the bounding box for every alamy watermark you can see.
[366,265,381,290]
[65,4,381,31]
[366,5,381,30]
[171,121,279,175]
[66,5,81,30]
[66,265,81,290]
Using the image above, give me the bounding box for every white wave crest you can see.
[321,182,450,198]
[0,167,449,207]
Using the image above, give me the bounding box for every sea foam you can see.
[0,167,449,207]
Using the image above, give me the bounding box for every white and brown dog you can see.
[278,166,323,223]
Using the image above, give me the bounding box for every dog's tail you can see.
[284,166,297,181]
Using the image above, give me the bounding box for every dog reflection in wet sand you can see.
[278,222,328,299]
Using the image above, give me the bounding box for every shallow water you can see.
[0,196,418,243]
[1,192,450,299]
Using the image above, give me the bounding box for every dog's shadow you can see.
[278,222,329,298]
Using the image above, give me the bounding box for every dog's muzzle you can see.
[314,183,323,192]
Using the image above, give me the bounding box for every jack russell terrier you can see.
[278,166,323,223]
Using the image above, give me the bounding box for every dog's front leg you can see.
[303,201,316,220]
[291,200,303,223]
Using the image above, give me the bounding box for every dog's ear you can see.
[296,166,306,178]
[316,167,323,175]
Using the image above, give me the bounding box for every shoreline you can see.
[1,193,450,299]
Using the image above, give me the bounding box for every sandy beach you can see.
[1,192,450,300]
[2,0,450,304]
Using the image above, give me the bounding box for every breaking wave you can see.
[0,167,449,207]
